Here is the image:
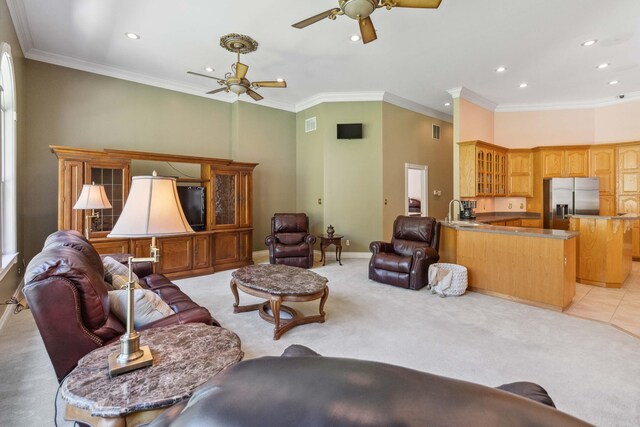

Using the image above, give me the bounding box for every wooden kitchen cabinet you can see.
[459,141,507,197]
[599,195,616,216]
[541,148,589,178]
[505,219,521,227]
[617,144,640,195]
[590,146,616,195]
[520,219,542,228]
[508,151,533,197]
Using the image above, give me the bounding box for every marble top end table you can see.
[61,323,243,427]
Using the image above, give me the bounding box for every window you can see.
[0,42,17,279]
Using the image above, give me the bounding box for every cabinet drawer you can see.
[505,219,521,227]
[520,219,542,228]
[92,239,129,255]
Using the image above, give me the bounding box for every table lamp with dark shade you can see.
[107,172,194,376]
[73,183,112,239]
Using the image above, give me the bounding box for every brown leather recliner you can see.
[369,216,441,290]
[24,230,217,382]
[265,213,316,269]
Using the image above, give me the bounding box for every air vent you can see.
[305,117,317,133]
[432,124,441,140]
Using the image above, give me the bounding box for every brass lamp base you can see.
[108,345,153,376]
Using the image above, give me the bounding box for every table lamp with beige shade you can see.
[72,183,112,239]
[107,171,193,376]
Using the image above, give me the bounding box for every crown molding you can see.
[6,0,33,55]
[294,91,386,112]
[383,92,452,123]
[447,86,498,112]
[495,91,640,113]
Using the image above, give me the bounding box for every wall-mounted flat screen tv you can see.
[177,186,206,231]
[337,123,363,140]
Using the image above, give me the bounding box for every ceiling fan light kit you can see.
[292,0,443,44]
[188,33,286,101]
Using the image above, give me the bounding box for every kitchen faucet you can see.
[448,199,461,222]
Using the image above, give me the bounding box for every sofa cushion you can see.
[276,232,306,245]
[274,243,310,258]
[43,230,104,277]
[103,256,140,286]
[111,274,144,291]
[108,289,175,329]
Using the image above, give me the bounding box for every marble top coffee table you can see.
[231,264,329,340]
[61,323,243,426]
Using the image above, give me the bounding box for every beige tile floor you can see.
[565,261,640,337]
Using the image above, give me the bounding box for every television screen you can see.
[177,186,206,231]
[337,123,363,139]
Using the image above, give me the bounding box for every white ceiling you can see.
[7,0,640,119]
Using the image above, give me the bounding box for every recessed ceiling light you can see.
[581,39,597,47]
[204,66,214,72]
[519,83,528,88]
[496,66,507,73]
[125,32,140,40]
[444,102,451,106]
[276,78,284,83]
[350,35,361,42]
[609,80,619,85]
[596,63,609,69]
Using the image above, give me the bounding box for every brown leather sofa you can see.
[369,215,441,290]
[148,345,590,427]
[265,213,316,269]
[24,230,217,382]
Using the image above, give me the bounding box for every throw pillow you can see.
[112,274,143,290]
[108,289,174,329]
[103,256,140,288]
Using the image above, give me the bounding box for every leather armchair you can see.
[24,230,217,382]
[369,216,440,290]
[265,213,316,269]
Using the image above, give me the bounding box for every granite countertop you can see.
[473,212,542,223]
[440,220,578,240]
[569,213,640,220]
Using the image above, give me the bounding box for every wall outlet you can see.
[346,240,350,246]
[520,203,524,209]
[508,203,512,209]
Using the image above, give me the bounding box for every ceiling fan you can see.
[188,33,286,101]
[293,0,442,44]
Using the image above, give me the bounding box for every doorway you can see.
[405,163,428,216]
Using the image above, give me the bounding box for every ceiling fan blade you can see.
[235,62,249,79]
[246,89,264,101]
[292,8,341,28]
[359,16,377,44]
[392,0,442,8]
[206,87,227,95]
[252,81,287,88]
[187,71,225,82]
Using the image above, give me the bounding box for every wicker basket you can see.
[427,263,468,297]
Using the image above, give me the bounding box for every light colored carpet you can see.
[1,258,639,426]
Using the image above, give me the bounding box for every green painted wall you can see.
[1,0,25,304]
[296,102,384,252]
[232,101,296,249]
[382,103,453,239]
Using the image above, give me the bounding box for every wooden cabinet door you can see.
[85,161,130,238]
[520,219,542,228]
[617,145,640,195]
[618,195,640,214]
[59,159,84,232]
[599,195,616,216]
[508,151,533,196]
[633,222,640,258]
[541,151,564,178]
[213,232,240,265]
[458,143,477,197]
[239,230,252,262]
[238,171,253,228]
[193,234,210,269]
[564,149,589,177]
[132,239,153,258]
[92,239,130,255]
[211,170,239,229]
[590,147,615,195]
[493,151,507,196]
[156,236,192,274]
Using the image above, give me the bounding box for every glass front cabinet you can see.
[51,146,257,279]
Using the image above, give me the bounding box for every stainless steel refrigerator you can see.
[543,178,600,230]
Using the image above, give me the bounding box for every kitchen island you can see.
[440,221,578,311]
[569,214,637,288]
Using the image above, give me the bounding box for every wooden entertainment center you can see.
[51,146,257,278]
